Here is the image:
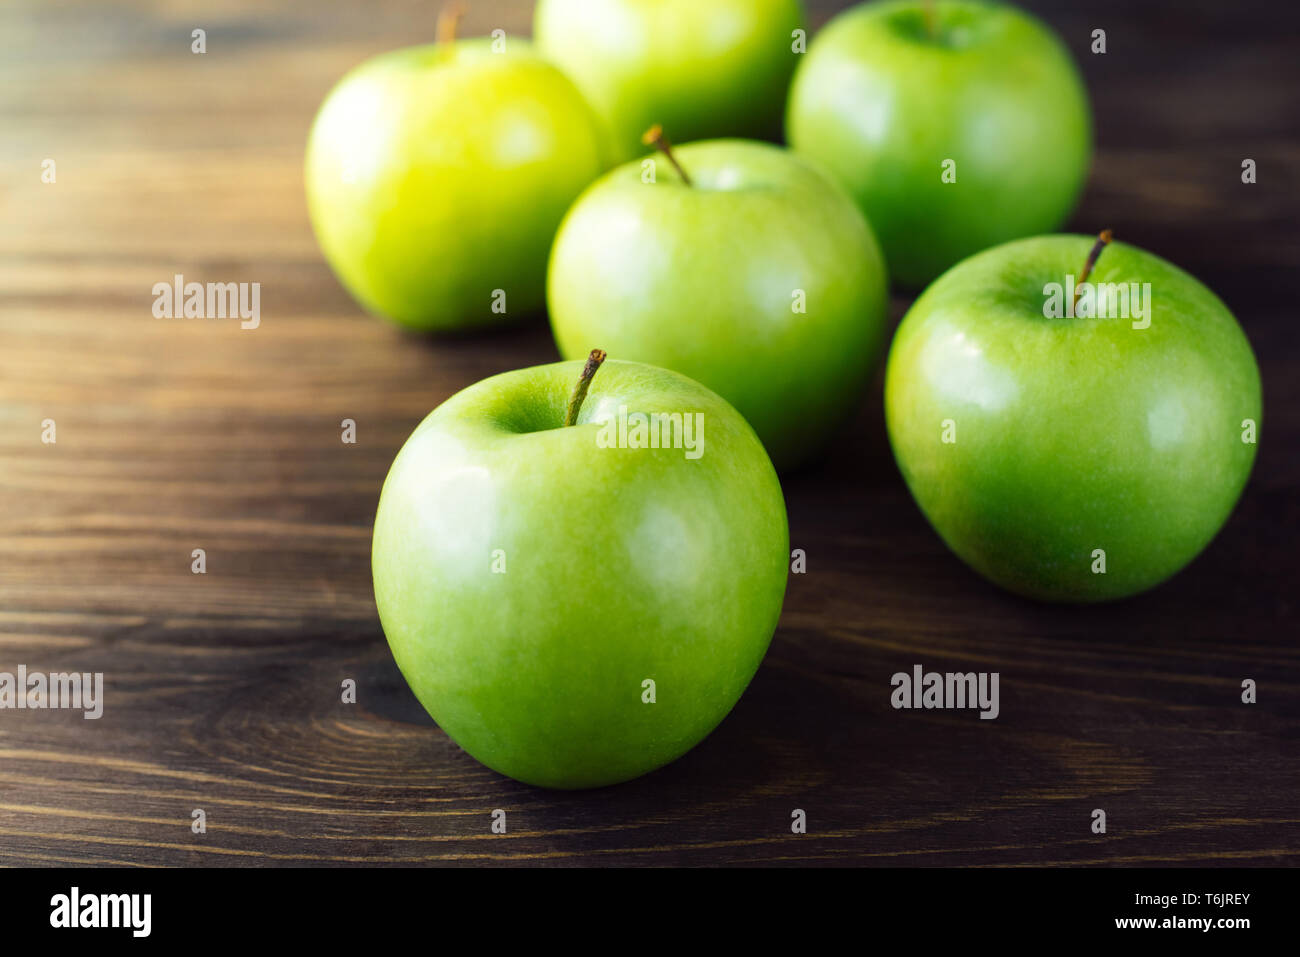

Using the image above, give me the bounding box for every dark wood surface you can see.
[1,0,1297,866]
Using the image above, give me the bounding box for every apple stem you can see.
[565,349,607,426]
[1073,229,1114,310]
[923,0,938,38]
[641,125,693,187]
[436,1,466,46]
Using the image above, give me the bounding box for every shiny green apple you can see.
[535,0,805,165]
[372,356,789,788]
[305,36,605,331]
[787,0,1091,287]
[548,138,889,469]
[885,234,1261,601]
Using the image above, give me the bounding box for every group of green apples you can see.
[306,0,1262,789]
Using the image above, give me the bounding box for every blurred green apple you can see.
[305,32,605,331]
[373,355,789,788]
[535,0,805,164]
[548,137,888,469]
[787,0,1091,286]
[885,234,1261,601]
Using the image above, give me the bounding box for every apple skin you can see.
[305,39,605,332]
[548,139,889,470]
[534,0,805,165]
[884,235,1261,602]
[372,359,789,788]
[787,0,1091,287]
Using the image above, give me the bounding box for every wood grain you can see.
[0,0,1297,866]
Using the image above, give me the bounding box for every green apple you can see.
[534,0,805,165]
[548,137,889,469]
[787,0,1091,287]
[305,33,605,332]
[884,234,1262,602]
[372,354,789,788]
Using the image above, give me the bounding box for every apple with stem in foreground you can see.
[885,232,1261,602]
[534,0,806,165]
[305,8,605,332]
[786,0,1091,287]
[372,352,789,788]
[548,132,889,470]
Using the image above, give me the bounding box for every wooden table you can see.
[1,0,1296,866]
